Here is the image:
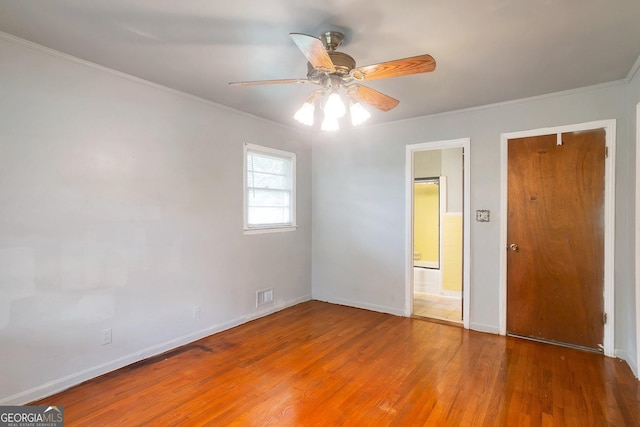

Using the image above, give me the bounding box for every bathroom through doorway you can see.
[405,138,470,328]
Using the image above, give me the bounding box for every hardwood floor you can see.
[32,301,639,426]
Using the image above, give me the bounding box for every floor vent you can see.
[256,288,274,307]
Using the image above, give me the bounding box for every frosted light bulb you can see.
[324,93,346,118]
[350,102,371,126]
[321,114,339,132]
[293,102,315,126]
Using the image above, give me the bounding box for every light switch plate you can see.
[476,210,490,222]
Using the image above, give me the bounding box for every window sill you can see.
[244,225,298,235]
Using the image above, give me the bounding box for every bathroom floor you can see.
[413,293,462,323]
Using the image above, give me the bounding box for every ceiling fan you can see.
[229,31,436,130]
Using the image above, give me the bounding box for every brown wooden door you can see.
[507,129,605,351]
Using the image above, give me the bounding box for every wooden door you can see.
[507,129,605,351]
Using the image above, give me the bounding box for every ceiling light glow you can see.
[324,92,346,118]
[293,102,315,126]
[350,101,371,126]
[321,114,339,132]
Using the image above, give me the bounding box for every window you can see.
[244,143,296,233]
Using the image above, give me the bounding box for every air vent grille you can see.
[256,288,274,307]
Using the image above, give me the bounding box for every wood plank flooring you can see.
[32,301,640,426]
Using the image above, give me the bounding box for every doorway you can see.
[500,120,616,356]
[405,138,471,329]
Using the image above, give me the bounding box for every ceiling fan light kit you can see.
[293,91,320,126]
[324,92,347,118]
[229,30,436,131]
[321,114,340,132]
[349,99,371,126]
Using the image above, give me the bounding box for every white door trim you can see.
[405,138,471,329]
[499,120,616,357]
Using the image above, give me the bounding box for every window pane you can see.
[248,207,291,225]
[248,152,288,174]
[244,144,296,230]
[247,188,291,208]
[247,171,287,189]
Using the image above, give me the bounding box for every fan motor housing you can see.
[329,52,356,74]
[307,51,356,77]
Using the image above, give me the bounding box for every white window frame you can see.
[243,143,297,234]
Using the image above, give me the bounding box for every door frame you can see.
[405,138,471,329]
[499,120,616,356]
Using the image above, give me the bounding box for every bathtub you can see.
[413,265,441,294]
[414,260,438,269]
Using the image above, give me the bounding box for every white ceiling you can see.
[1,0,640,128]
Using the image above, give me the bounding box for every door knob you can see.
[509,243,519,252]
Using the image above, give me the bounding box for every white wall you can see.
[0,35,312,403]
[627,65,640,376]
[311,81,637,370]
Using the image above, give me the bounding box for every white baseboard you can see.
[469,322,500,335]
[615,348,639,379]
[440,290,462,298]
[0,294,311,405]
[312,295,405,317]
[627,355,639,379]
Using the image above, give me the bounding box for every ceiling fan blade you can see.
[353,54,436,81]
[348,84,399,112]
[229,78,312,87]
[290,33,336,72]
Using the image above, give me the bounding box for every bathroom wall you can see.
[414,151,441,178]
[442,215,463,293]
[412,148,463,294]
[440,148,463,293]
[441,148,463,213]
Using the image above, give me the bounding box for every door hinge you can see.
[605,146,608,158]
[603,312,608,324]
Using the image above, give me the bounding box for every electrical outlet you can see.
[193,306,200,319]
[102,328,112,345]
